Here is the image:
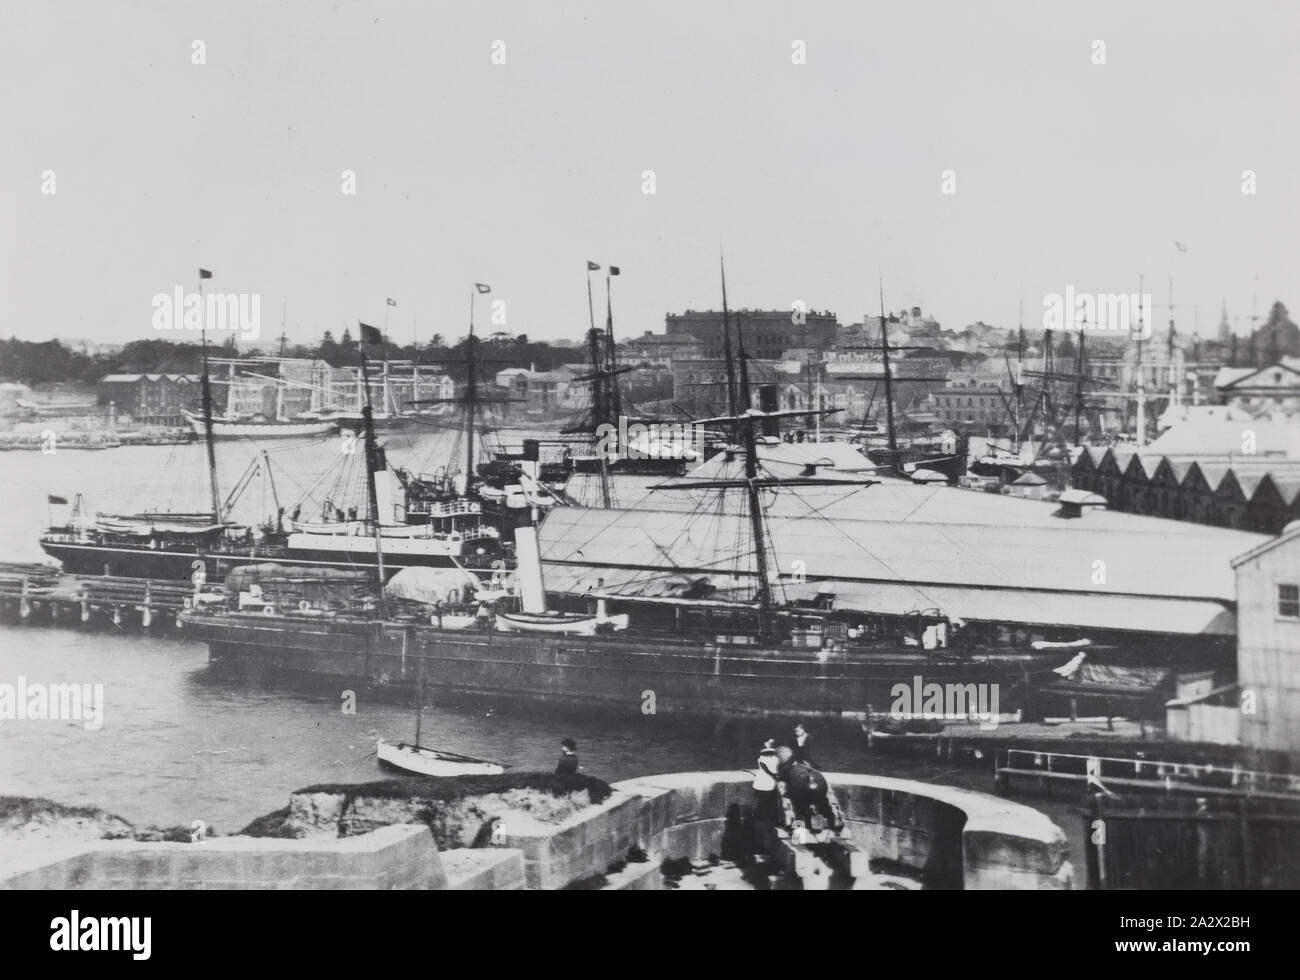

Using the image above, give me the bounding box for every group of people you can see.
[553,721,834,835]
[752,723,836,830]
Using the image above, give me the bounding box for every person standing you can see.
[752,738,781,825]
[555,738,580,775]
[792,723,816,768]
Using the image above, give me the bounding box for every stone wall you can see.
[604,772,1072,890]
[0,825,445,890]
[1,771,1073,890]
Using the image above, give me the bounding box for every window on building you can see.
[1279,584,1300,619]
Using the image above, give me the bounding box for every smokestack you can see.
[512,526,547,614]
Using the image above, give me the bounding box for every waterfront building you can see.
[1213,357,1300,420]
[666,308,838,360]
[1071,445,1300,534]
[96,373,199,427]
[616,332,704,369]
[928,383,1009,436]
[0,382,33,416]
[1231,523,1300,757]
[539,472,1266,646]
[494,367,575,412]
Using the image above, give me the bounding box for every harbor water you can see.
[0,438,1086,875]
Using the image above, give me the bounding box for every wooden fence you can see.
[1084,794,1300,889]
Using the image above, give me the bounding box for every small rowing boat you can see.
[376,660,506,777]
[376,739,505,777]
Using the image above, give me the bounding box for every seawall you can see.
[0,770,1072,890]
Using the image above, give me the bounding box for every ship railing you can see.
[407,498,482,517]
[995,747,1300,798]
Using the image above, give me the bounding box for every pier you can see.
[0,562,199,631]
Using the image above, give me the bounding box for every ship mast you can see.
[1135,274,1146,448]
[1073,328,1086,446]
[357,323,387,614]
[604,269,622,421]
[197,268,222,522]
[587,323,613,509]
[719,254,739,435]
[1014,290,1025,453]
[731,303,771,631]
[464,296,478,491]
[878,279,899,471]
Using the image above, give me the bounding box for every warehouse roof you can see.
[538,466,1266,636]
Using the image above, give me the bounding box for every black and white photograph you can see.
[0,0,1295,948]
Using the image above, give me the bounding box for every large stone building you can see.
[616,332,705,369]
[1213,358,1300,419]
[494,367,575,412]
[96,373,200,427]
[929,383,1009,435]
[1231,525,1300,757]
[665,308,838,360]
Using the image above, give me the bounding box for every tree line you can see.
[0,332,581,387]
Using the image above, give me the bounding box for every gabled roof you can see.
[1213,366,1256,389]
[99,373,196,383]
[1215,360,1300,391]
[1059,488,1107,506]
[1233,471,1266,498]
[538,488,1261,635]
[1190,460,1231,490]
[1231,520,1300,568]
[1267,477,1300,506]
[1123,453,1162,480]
[1147,417,1300,457]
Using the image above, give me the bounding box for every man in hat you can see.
[792,722,817,768]
[555,738,580,775]
[752,737,781,825]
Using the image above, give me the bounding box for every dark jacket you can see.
[555,751,579,775]
[792,735,816,768]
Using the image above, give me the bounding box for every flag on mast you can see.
[386,297,397,307]
[609,266,620,276]
[474,283,491,294]
[358,323,383,345]
[586,261,600,271]
[198,268,212,279]
[1174,242,1188,253]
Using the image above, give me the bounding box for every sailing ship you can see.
[40,283,509,581]
[376,665,506,777]
[513,265,698,503]
[184,410,336,440]
[846,299,968,481]
[179,262,1076,719]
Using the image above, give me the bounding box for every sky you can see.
[1,0,1297,349]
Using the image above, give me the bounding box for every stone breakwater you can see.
[0,771,1073,890]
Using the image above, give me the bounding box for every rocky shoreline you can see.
[1,773,614,853]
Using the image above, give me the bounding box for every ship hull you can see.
[181,612,1050,720]
[39,539,464,581]
[186,414,336,439]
